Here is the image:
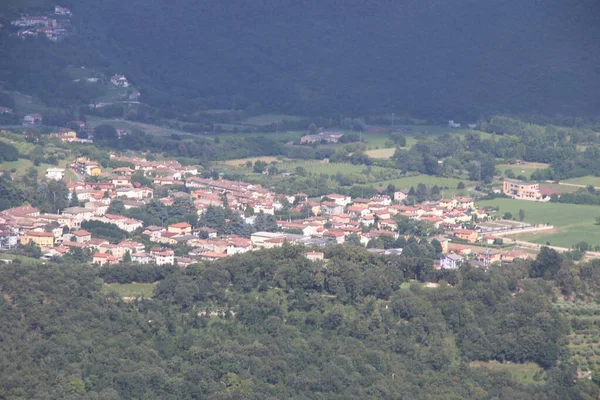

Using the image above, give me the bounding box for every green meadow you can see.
[477,198,600,247]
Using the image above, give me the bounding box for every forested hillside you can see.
[0,246,598,399]
[1,0,600,120]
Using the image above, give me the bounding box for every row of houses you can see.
[12,6,73,42]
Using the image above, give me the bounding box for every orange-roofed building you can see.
[168,222,192,235]
[454,229,478,243]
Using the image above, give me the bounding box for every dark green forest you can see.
[1,245,599,399]
[1,0,600,120]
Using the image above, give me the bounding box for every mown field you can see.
[102,283,156,298]
[562,176,600,188]
[477,198,600,247]
[497,162,550,180]
[469,361,544,385]
[538,183,580,194]
[365,147,396,159]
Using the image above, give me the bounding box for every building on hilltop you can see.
[300,131,344,144]
[23,113,43,126]
[110,75,130,88]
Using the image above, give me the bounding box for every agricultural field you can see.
[562,176,600,188]
[477,198,600,247]
[224,156,286,167]
[554,300,600,371]
[365,147,396,159]
[497,162,549,180]
[538,183,580,194]
[469,361,544,385]
[102,283,156,298]
[0,158,65,179]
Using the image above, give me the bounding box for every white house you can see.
[55,6,72,16]
[131,252,152,264]
[440,254,464,269]
[110,74,130,88]
[153,250,175,266]
[45,168,65,181]
[324,193,352,206]
[23,113,43,126]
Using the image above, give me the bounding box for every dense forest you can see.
[1,1,600,120]
[1,245,599,399]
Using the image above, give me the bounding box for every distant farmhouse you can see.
[110,75,130,88]
[23,113,42,126]
[300,131,344,144]
[55,6,72,16]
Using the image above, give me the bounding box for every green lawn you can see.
[469,361,543,385]
[0,158,63,179]
[562,176,600,187]
[477,198,600,247]
[365,147,396,159]
[102,283,156,298]
[270,160,394,176]
[497,164,542,180]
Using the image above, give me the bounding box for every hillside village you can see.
[0,151,540,269]
[10,5,73,41]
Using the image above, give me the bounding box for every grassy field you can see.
[539,183,580,194]
[0,158,64,179]
[477,198,600,247]
[469,361,543,385]
[102,283,156,298]
[497,163,548,180]
[365,148,396,159]
[262,160,394,176]
[224,156,286,166]
[562,176,600,187]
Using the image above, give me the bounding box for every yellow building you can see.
[502,178,541,201]
[88,165,102,177]
[21,231,54,247]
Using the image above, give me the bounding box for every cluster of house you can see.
[0,106,15,115]
[300,131,345,144]
[0,151,532,269]
[439,245,530,270]
[47,121,94,143]
[11,6,72,41]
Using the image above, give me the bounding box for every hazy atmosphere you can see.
[1,1,600,399]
